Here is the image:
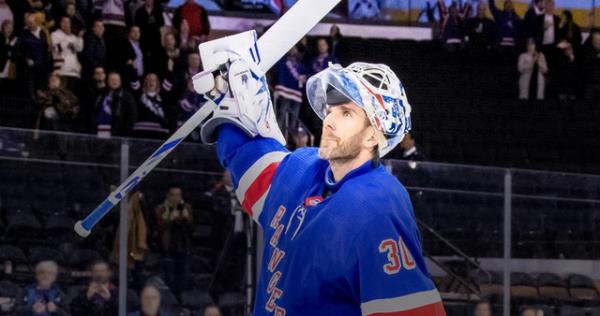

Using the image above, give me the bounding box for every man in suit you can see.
[536,0,560,96]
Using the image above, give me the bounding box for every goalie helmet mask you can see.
[306,62,412,158]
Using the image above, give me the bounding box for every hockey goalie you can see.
[197,54,446,316]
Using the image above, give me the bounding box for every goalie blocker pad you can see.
[200,59,285,146]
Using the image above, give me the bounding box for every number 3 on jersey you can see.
[378,237,416,275]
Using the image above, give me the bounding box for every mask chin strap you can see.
[375,130,388,157]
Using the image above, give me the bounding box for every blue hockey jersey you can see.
[216,124,446,316]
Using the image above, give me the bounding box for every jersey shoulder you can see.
[342,166,413,217]
[276,147,329,179]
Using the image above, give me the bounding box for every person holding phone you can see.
[155,183,194,294]
[70,260,118,316]
[518,37,548,101]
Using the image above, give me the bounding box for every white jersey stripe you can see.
[235,151,288,202]
[360,289,442,315]
[251,186,271,223]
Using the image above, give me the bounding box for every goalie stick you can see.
[75,0,341,237]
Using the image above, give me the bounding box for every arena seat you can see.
[67,248,103,271]
[538,273,570,302]
[28,246,65,265]
[45,212,76,245]
[0,244,27,264]
[567,274,600,302]
[180,289,213,312]
[218,292,246,315]
[4,211,42,242]
[511,272,540,301]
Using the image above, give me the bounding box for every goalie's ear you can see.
[363,125,380,153]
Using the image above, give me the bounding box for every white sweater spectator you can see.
[518,39,548,100]
[51,19,84,79]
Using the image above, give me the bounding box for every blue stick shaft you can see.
[81,200,115,230]
[74,100,219,237]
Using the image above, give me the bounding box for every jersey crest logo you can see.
[285,204,307,240]
[304,196,323,206]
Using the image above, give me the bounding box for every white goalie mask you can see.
[306,62,412,157]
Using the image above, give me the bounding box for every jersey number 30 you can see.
[378,238,416,275]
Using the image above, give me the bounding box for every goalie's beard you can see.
[318,126,366,163]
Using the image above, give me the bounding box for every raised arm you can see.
[488,0,500,18]
[201,57,288,225]
[216,125,288,223]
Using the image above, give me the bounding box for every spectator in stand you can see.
[437,0,469,51]
[71,0,93,21]
[155,32,182,81]
[111,190,148,290]
[310,38,337,75]
[202,170,235,219]
[94,0,127,72]
[399,133,427,161]
[328,24,347,63]
[291,126,309,150]
[80,66,107,132]
[0,0,12,27]
[132,73,171,139]
[93,71,137,138]
[134,0,164,74]
[81,20,106,81]
[177,19,199,53]
[155,184,194,295]
[0,19,16,92]
[488,0,521,54]
[22,260,68,316]
[472,300,492,316]
[557,10,582,54]
[126,25,145,82]
[274,45,306,133]
[173,51,201,96]
[90,66,107,95]
[43,0,61,27]
[555,40,578,101]
[518,38,548,101]
[36,72,80,132]
[28,0,54,38]
[71,260,118,316]
[421,1,441,38]
[297,35,313,67]
[127,284,169,316]
[521,307,543,316]
[582,29,600,104]
[522,0,545,46]
[537,0,559,47]
[202,305,223,316]
[176,79,206,140]
[172,0,210,44]
[13,12,50,97]
[465,3,496,56]
[64,2,85,35]
[51,15,84,92]
[536,0,559,88]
